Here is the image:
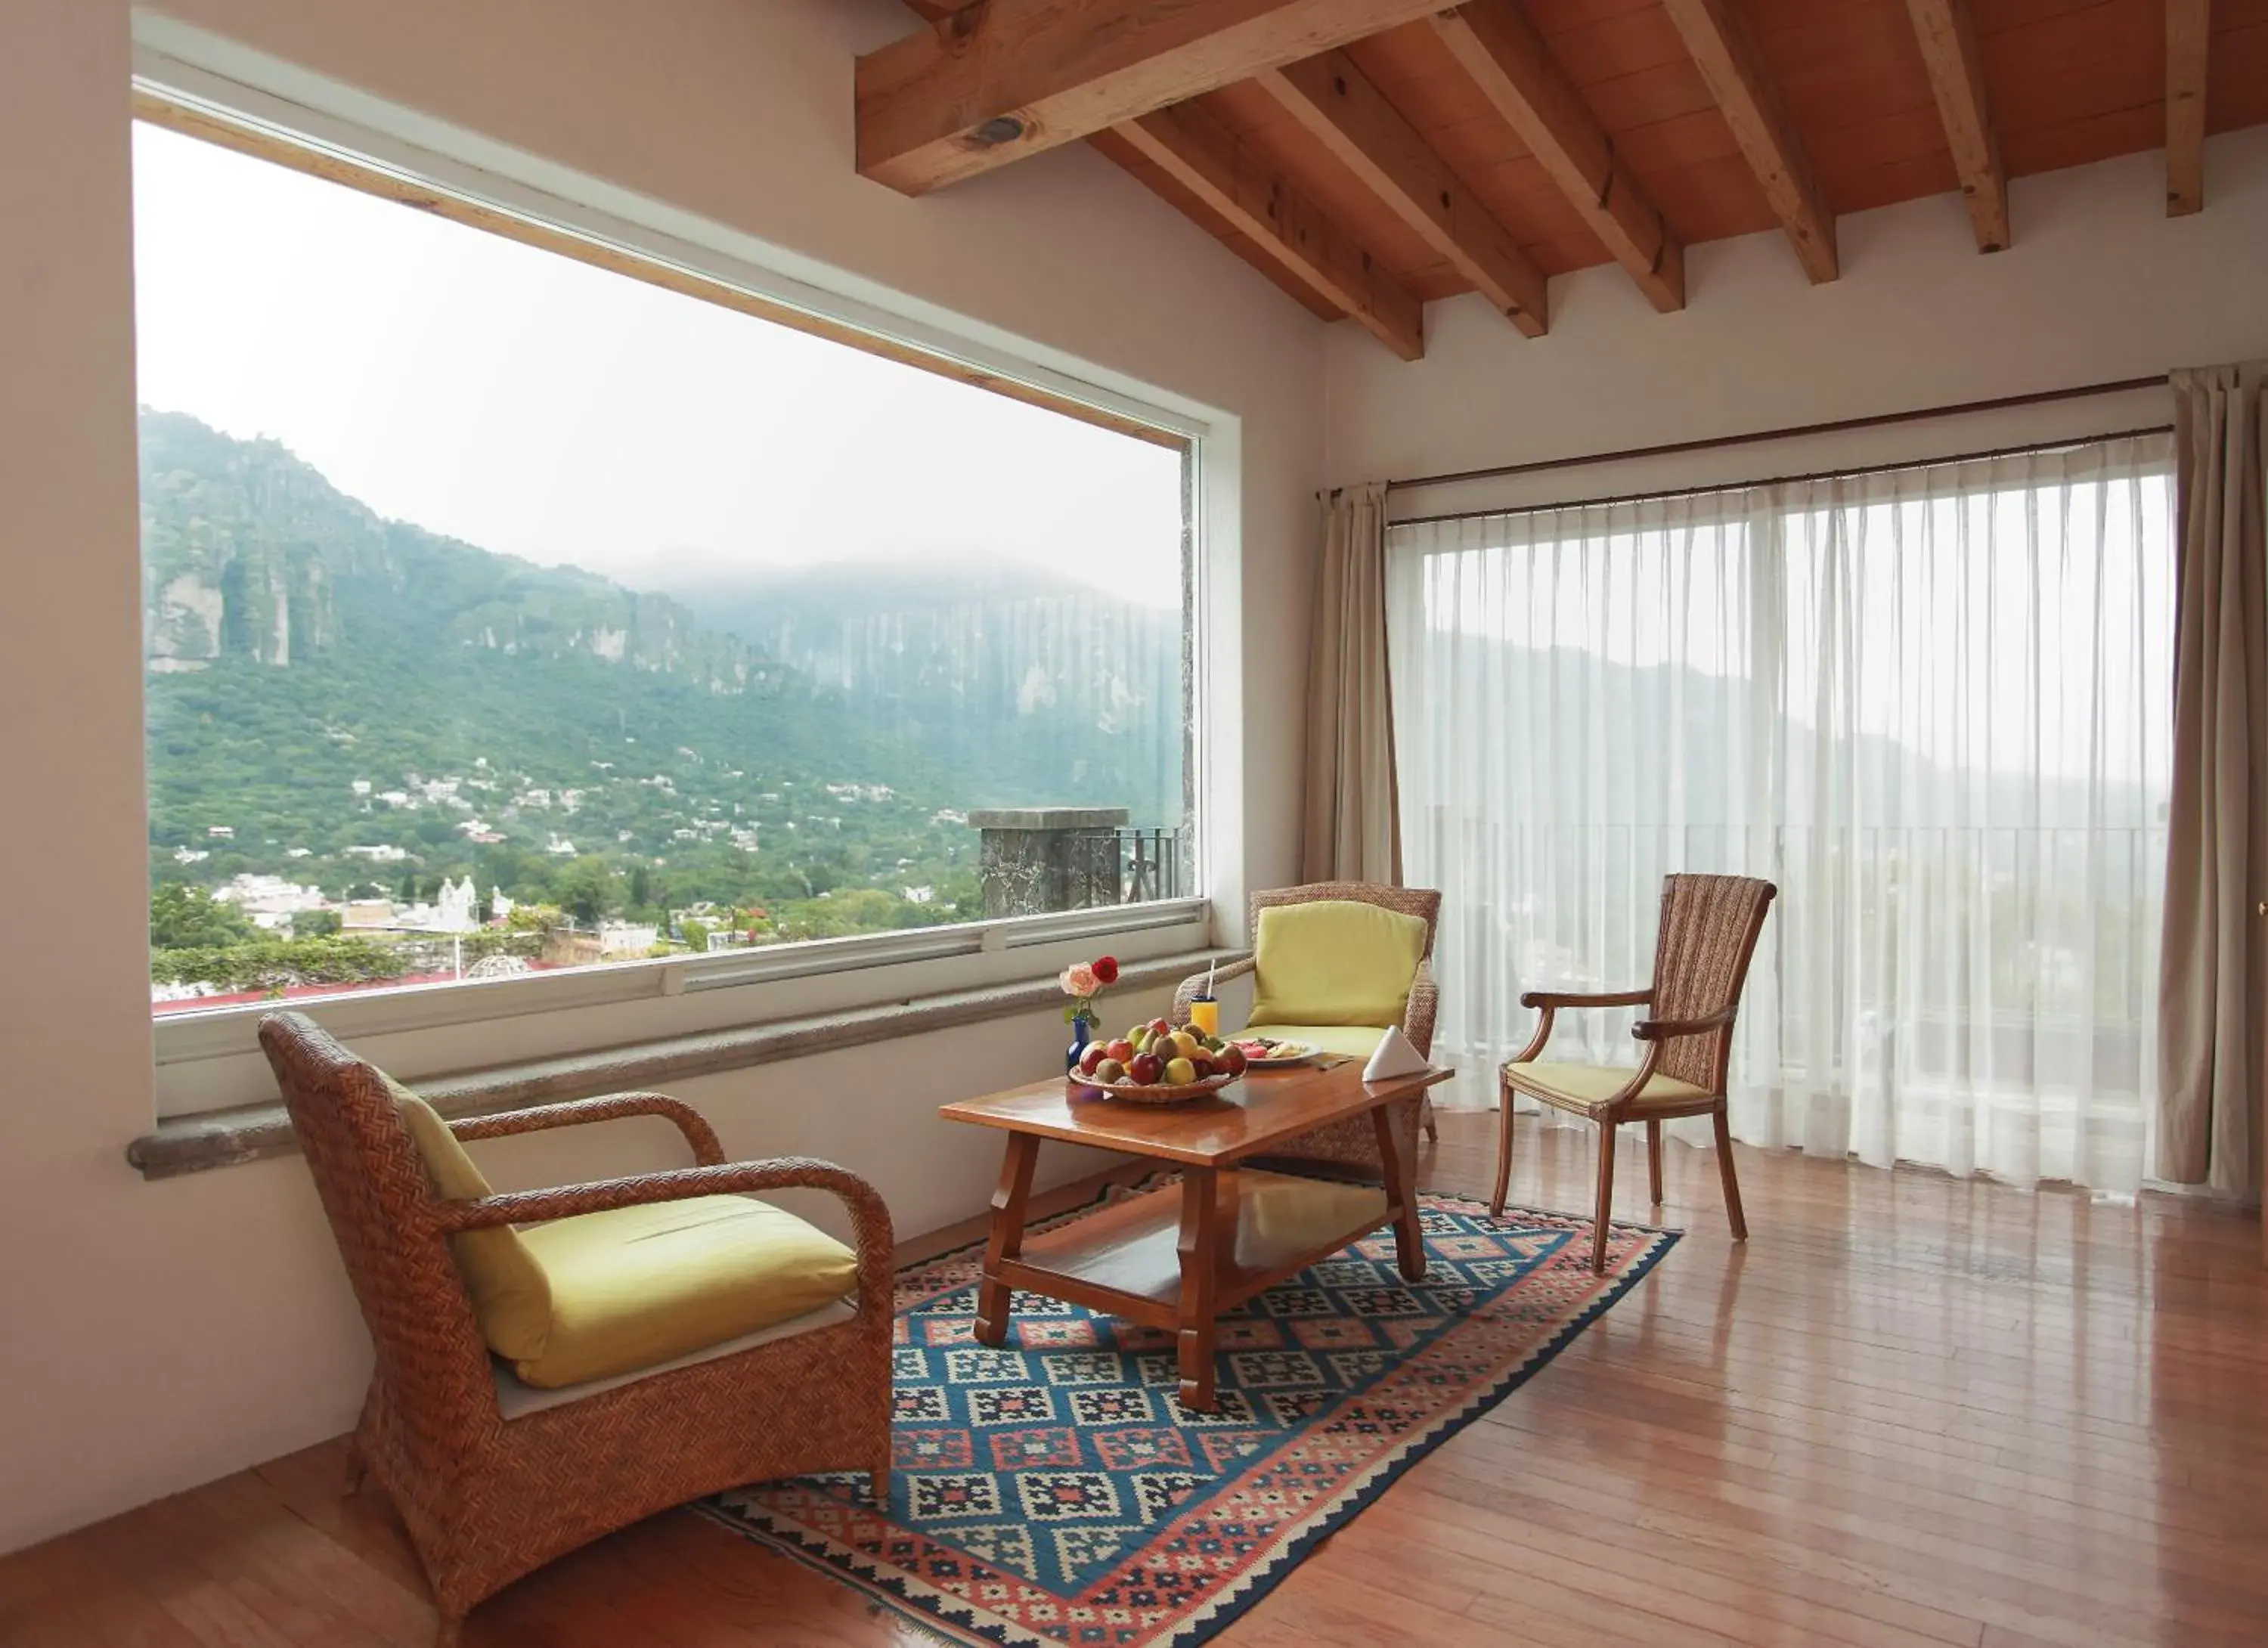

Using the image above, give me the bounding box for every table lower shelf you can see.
[994,1170,1400,1329]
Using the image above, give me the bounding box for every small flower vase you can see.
[1067,1015,1092,1073]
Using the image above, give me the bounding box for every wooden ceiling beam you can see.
[1428,2,1685,314]
[1660,0,1837,284]
[1901,0,2009,252]
[1116,100,1426,360]
[1257,51,1548,336]
[859,0,1473,196]
[2166,0,2212,216]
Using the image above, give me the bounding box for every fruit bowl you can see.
[1070,1016,1251,1104]
[1072,1070,1241,1106]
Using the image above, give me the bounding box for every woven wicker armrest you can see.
[1517,988,1653,1010]
[438,1157,896,1318]
[450,1092,725,1165]
[1631,1005,1739,1042]
[1172,955,1254,1025]
[1403,958,1439,1058]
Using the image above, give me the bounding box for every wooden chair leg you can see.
[1646,1120,1664,1205]
[1712,1107,1748,1241]
[1491,1072,1515,1218]
[1423,1101,1439,1145]
[1590,1120,1616,1273]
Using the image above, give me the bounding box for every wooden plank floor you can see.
[6,1111,2266,1647]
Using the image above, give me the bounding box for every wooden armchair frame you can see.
[1495,876,1776,1272]
[260,1012,894,1645]
[1173,881,1443,1171]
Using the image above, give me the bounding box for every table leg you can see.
[1175,1166,1222,1411]
[1374,1102,1427,1283]
[974,1132,1040,1348]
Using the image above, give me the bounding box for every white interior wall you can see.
[0,0,1325,1555]
[1326,127,2268,513]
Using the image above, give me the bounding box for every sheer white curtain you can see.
[1389,435,2176,1194]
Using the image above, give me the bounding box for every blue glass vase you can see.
[1067,1015,1092,1073]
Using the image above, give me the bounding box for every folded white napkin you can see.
[1362,1024,1430,1081]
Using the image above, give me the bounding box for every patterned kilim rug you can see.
[701,1176,1675,1647]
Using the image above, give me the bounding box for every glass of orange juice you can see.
[1188,996,1220,1038]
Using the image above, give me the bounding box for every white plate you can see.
[1237,1040,1317,1067]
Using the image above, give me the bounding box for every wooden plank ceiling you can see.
[876,0,2268,354]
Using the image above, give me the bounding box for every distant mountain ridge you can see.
[139,410,771,695]
[674,565,1185,822]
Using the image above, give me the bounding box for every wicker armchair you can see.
[259,1011,893,1645]
[1496,875,1776,1271]
[1173,881,1443,1174]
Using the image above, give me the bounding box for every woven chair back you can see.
[260,1011,500,1461]
[1646,875,1777,1092]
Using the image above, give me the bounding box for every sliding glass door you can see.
[1390,435,2175,1193]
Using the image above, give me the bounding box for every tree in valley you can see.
[150,883,256,949]
[553,855,624,926]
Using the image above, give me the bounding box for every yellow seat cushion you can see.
[391,1082,856,1387]
[1249,900,1427,1029]
[512,1194,858,1389]
[1505,1060,1712,1114]
[393,1083,552,1360]
[1242,1024,1390,1060]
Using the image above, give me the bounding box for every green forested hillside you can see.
[140,412,1183,959]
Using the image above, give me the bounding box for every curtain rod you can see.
[1387,423,2174,529]
[1383,373,2167,494]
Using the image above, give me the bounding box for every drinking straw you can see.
[1205,955,1217,997]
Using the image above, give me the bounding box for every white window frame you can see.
[132,24,1240,1118]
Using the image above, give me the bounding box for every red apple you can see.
[1148,1018,1172,1038]
[1105,1039,1135,1064]
[1128,1052,1164,1086]
[1079,1042,1108,1076]
[1189,1054,1214,1079]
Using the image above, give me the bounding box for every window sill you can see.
[127,947,1244,1181]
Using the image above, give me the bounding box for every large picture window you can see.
[133,118,1194,1018]
[1391,435,2174,1194]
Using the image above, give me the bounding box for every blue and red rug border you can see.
[700,1180,1678,1647]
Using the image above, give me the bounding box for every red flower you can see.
[1091,955,1120,985]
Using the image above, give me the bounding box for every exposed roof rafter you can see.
[2166,0,2212,215]
[1429,2,1686,314]
[860,0,1471,195]
[1660,0,1837,284]
[1116,98,1427,361]
[1902,0,2010,252]
[1258,51,1548,336]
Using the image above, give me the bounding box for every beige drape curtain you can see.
[1300,483,1402,884]
[2158,362,2268,1197]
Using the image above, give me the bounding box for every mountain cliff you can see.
[139,410,769,694]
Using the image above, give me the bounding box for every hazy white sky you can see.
[129,123,1185,606]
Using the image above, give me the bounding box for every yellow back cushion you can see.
[391,1083,553,1361]
[1249,900,1427,1029]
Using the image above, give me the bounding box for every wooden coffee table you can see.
[938,1058,1453,1411]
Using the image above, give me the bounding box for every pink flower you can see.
[1060,962,1099,998]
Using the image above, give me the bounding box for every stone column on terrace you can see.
[968,807,1130,918]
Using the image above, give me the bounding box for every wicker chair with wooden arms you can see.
[1172,881,1444,1174]
[1495,875,1777,1272]
[259,1011,894,1646]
